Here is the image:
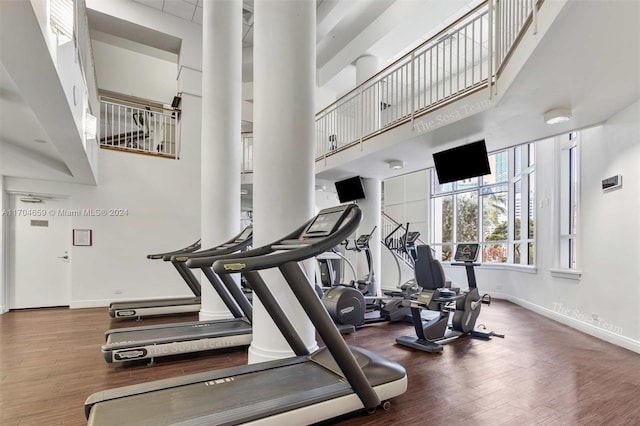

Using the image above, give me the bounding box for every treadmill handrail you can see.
[170,233,252,262]
[185,221,310,269]
[212,206,360,274]
[147,239,201,259]
[212,205,383,410]
[163,227,251,261]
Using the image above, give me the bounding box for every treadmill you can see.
[102,228,254,364]
[85,204,407,425]
[108,239,202,319]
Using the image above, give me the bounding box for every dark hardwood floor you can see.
[1,300,639,425]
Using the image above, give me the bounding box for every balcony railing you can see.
[315,0,539,161]
[240,1,539,172]
[98,96,181,159]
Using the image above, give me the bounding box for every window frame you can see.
[429,143,535,266]
[558,132,580,271]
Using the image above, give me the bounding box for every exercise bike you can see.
[396,244,503,353]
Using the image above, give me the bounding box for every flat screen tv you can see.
[432,139,491,184]
[335,176,366,203]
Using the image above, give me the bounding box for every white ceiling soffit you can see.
[87,8,182,54]
[90,29,178,63]
[0,64,65,165]
[0,1,94,184]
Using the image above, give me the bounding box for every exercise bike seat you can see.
[435,288,457,298]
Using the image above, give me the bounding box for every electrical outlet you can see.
[114,289,123,295]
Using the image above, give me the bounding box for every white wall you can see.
[0,174,6,312]
[3,125,201,307]
[314,188,339,213]
[382,170,430,290]
[441,99,640,353]
[383,170,430,238]
[93,40,177,104]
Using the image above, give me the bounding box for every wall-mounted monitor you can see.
[335,176,366,203]
[433,139,491,184]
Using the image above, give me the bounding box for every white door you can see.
[9,194,71,309]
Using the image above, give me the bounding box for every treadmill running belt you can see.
[88,362,351,426]
[106,320,250,346]
[110,298,200,310]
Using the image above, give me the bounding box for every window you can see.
[50,0,74,45]
[430,144,535,265]
[512,146,536,265]
[559,132,579,269]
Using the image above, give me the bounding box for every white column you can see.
[355,55,379,142]
[355,55,379,85]
[358,178,382,296]
[250,0,316,363]
[199,0,242,320]
[355,56,382,295]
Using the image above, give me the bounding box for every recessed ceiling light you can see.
[34,139,47,143]
[544,108,572,125]
[387,160,404,170]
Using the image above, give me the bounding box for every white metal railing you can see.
[241,133,253,173]
[99,97,181,158]
[315,0,540,160]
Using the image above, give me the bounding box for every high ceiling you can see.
[132,0,256,48]
[2,0,638,187]
[119,0,481,90]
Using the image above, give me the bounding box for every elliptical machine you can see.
[396,244,503,353]
[322,227,414,328]
[342,227,377,296]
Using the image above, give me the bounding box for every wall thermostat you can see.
[602,175,622,192]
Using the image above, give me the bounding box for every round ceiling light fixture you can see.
[544,108,572,125]
[387,160,405,170]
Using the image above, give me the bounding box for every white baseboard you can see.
[497,293,640,354]
[70,300,111,309]
[70,294,194,309]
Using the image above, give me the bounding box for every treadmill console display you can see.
[454,244,479,262]
[303,210,346,237]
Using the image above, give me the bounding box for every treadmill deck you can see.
[87,346,406,425]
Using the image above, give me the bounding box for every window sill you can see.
[444,262,538,274]
[481,263,538,274]
[549,268,582,280]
